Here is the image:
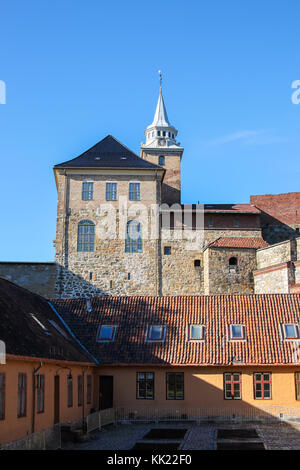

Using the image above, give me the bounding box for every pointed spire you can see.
[150,87,171,127]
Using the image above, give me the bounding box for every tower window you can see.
[164,246,171,255]
[129,183,140,201]
[82,182,93,201]
[125,220,142,253]
[106,182,117,201]
[168,132,171,137]
[77,220,95,252]
[229,257,238,266]
[172,133,174,139]
[128,273,131,280]
[110,280,113,289]
[163,131,166,137]
[194,259,201,267]
[157,131,161,136]
[159,155,165,166]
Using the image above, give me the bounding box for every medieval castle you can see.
[0,87,300,298]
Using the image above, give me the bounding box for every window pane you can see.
[296,383,300,399]
[99,326,113,340]
[150,326,163,340]
[231,325,243,338]
[190,325,202,340]
[263,373,270,381]
[285,324,297,338]
[233,373,240,382]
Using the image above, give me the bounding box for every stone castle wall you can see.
[0,262,57,298]
[204,248,257,294]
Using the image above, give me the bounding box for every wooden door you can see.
[99,376,113,410]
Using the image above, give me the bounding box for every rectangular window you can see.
[67,375,73,407]
[0,373,5,420]
[208,216,213,227]
[229,324,245,340]
[147,325,166,342]
[78,375,83,407]
[137,373,154,400]
[36,374,45,413]
[295,373,300,400]
[96,325,117,342]
[283,324,299,339]
[129,183,140,201]
[164,246,171,255]
[166,373,184,400]
[82,182,93,200]
[87,375,92,405]
[188,325,205,341]
[18,373,27,417]
[234,217,239,227]
[254,373,271,399]
[224,373,241,400]
[106,182,117,201]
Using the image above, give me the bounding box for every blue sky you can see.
[0,0,299,261]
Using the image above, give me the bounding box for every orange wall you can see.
[0,359,96,445]
[96,365,300,411]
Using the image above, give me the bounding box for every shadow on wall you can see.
[259,211,300,245]
[55,263,110,299]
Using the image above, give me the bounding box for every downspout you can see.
[32,362,43,434]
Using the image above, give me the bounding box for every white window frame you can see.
[187,324,206,342]
[228,324,246,341]
[282,323,300,340]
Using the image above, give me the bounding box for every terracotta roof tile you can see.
[207,237,268,249]
[52,294,300,366]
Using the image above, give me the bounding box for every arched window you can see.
[229,257,237,266]
[159,155,165,166]
[77,220,95,252]
[125,220,142,253]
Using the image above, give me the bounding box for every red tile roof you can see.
[207,237,268,249]
[52,294,300,366]
[204,204,261,214]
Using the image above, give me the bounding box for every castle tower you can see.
[140,78,184,205]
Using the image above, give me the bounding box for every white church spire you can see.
[142,71,181,149]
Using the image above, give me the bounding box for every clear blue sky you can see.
[0,0,299,261]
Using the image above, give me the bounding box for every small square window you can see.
[164,246,171,255]
[229,324,245,340]
[194,259,201,267]
[147,325,166,342]
[188,325,205,341]
[283,324,299,339]
[96,325,117,342]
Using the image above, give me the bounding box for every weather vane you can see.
[158,70,162,88]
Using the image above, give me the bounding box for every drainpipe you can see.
[82,369,85,428]
[32,362,43,434]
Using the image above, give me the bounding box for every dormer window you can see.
[147,325,166,342]
[229,324,245,341]
[283,324,299,340]
[188,325,205,341]
[96,325,117,342]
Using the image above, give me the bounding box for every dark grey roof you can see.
[54,135,163,170]
[0,277,95,363]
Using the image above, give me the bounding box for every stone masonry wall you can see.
[55,171,162,298]
[256,240,293,269]
[0,262,57,298]
[254,265,291,294]
[204,248,257,294]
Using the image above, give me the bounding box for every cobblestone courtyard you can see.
[62,421,300,450]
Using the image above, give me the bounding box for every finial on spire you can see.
[158,70,162,89]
